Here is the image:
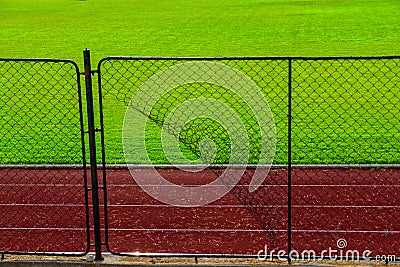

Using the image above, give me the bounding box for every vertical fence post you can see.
[83,49,103,261]
[287,58,293,264]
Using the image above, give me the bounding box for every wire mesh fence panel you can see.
[291,58,400,259]
[2,53,399,260]
[0,59,89,255]
[98,58,289,256]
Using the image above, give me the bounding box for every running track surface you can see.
[0,167,399,257]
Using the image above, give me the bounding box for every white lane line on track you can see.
[0,227,87,231]
[0,184,82,187]
[2,184,400,187]
[125,163,400,168]
[0,203,86,207]
[1,227,399,234]
[104,184,400,187]
[109,229,400,234]
[1,163,400,168]
[0,204,399,208]
[104,204,400,208]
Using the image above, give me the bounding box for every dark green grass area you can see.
[0,0,400,164]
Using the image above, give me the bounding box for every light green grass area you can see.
[1,0,400,62]
[0,0,399,164]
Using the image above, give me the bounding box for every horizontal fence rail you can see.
[0,53,399,262]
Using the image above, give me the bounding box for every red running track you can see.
[0,167,399,258]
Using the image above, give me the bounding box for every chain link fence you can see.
[98,58,289,254]
[0,59,89,255]
[0,54,399,260]
[98,56,400,258]
[291,58,400,258]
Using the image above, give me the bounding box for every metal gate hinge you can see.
[78,70,98,76]
[84,128,101,134]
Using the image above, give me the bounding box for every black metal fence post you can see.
[287,58,293,264]
[83,49,103,261]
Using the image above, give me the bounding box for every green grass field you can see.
[1,0,400,61]
[1,0,399,165]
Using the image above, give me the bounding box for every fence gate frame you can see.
[0,56,92,257]
[95,53,400,262]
